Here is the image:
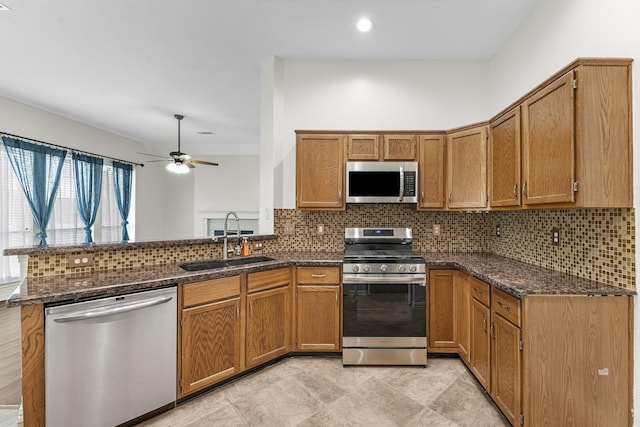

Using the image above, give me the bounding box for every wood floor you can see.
[0,304,21,405]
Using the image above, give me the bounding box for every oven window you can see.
[349,172,400,197]
[343,283,426,338]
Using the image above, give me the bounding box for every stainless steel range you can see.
[342,227,427,366]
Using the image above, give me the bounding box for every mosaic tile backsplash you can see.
[271,206,635,290]
[24,206,635,290]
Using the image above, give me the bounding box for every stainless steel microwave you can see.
[346,161,418,203]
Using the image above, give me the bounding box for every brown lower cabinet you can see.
[295,266,341,351]
[179,276,242,397]
[246,268,291,368]
[442,272,632,427]
[428,269,458,352]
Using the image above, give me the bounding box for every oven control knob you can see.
[380,264,388,272]
[409,265,417,273]
[398,265,406,272]
[352,265,360,273]
[362,265,371,273]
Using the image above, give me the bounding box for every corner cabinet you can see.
[521,59,632,207]
[179,276,242,397]
[446,125,488,209]
[296,133,345,210]
[245,268,291,368]
[489,107,521,207]
[295,266,341,351]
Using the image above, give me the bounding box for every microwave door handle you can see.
[399,165,404,201]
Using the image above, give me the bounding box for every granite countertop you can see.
[418,252,635,298]
[6,252,634,307]
[6,251,343,307]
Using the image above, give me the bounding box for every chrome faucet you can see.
[223,211,241,259]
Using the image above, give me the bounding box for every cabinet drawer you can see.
[183,276,241,308]
[470,277,490,306]
[297,267,341,285]
[248,267,290,293]
[492,288,521,326]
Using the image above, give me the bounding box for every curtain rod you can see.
[0,131,144,167]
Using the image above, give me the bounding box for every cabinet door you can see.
[456,273,470,363]
[383,134,416,160]
[491,314,521,427]
[521,71,575,205]
[246,286,290,368]
[296,286,340,351]
[470,299,491,389]
[428,270,457,351]
[489,107,521,207]
[347,134,380,160]
[418,135,445,209]
[447,126,488,209]
[181,298,241,396]
[296,133,345,210]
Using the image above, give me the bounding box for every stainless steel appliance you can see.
[342,227,427,366]
[346,161,418,204]
[45,286,177,427]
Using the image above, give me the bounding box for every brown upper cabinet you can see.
[383,134,417,160]
[346,133,416,161]
[489,107,521,208]
[417,134,446,209]
[347,134,380,160]
[447,125,488,209]
[296,133,345,210]
[520,60,632,207]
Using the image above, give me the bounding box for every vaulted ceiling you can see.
[0,0,539,157]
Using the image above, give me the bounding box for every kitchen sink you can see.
[179,256,275,271]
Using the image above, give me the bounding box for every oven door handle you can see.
[343,274,426,285]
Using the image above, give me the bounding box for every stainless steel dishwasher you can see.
[45,286,177,427]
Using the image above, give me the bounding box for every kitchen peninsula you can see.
[5,233,635,426]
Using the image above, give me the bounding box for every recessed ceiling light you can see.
[356,17,374,33]
[0,3,11,11]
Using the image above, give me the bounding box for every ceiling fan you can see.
[139,114,218,174]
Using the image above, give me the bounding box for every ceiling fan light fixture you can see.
[166,161,190,174]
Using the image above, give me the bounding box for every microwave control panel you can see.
[404,172,416,196]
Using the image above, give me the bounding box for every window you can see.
[0,144,134,283]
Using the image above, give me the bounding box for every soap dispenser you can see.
[241,237,250,256]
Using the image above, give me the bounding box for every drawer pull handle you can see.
[311,274,326,278]
[498,301,510,310]
[473,287,481,294]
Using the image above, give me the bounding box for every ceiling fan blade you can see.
[191,159,219,166]
[146,159,172,163]
[137,152,170,159]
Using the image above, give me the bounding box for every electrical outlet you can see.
[432,224,441,236]
[283,222,295,235]
[551,227,560,246]
[317,224,325,235]
[495,225,501,237]
[67,253,94,267]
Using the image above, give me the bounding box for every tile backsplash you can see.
[272,206,635,290]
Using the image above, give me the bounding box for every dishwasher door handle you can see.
[53,296,173,323]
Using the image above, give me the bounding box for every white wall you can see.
[276,59,492,208]
[0,95,167,241]
[193,155,260,237]
[487,0,640,423]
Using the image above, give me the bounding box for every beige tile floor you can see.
[139,356,509,427]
